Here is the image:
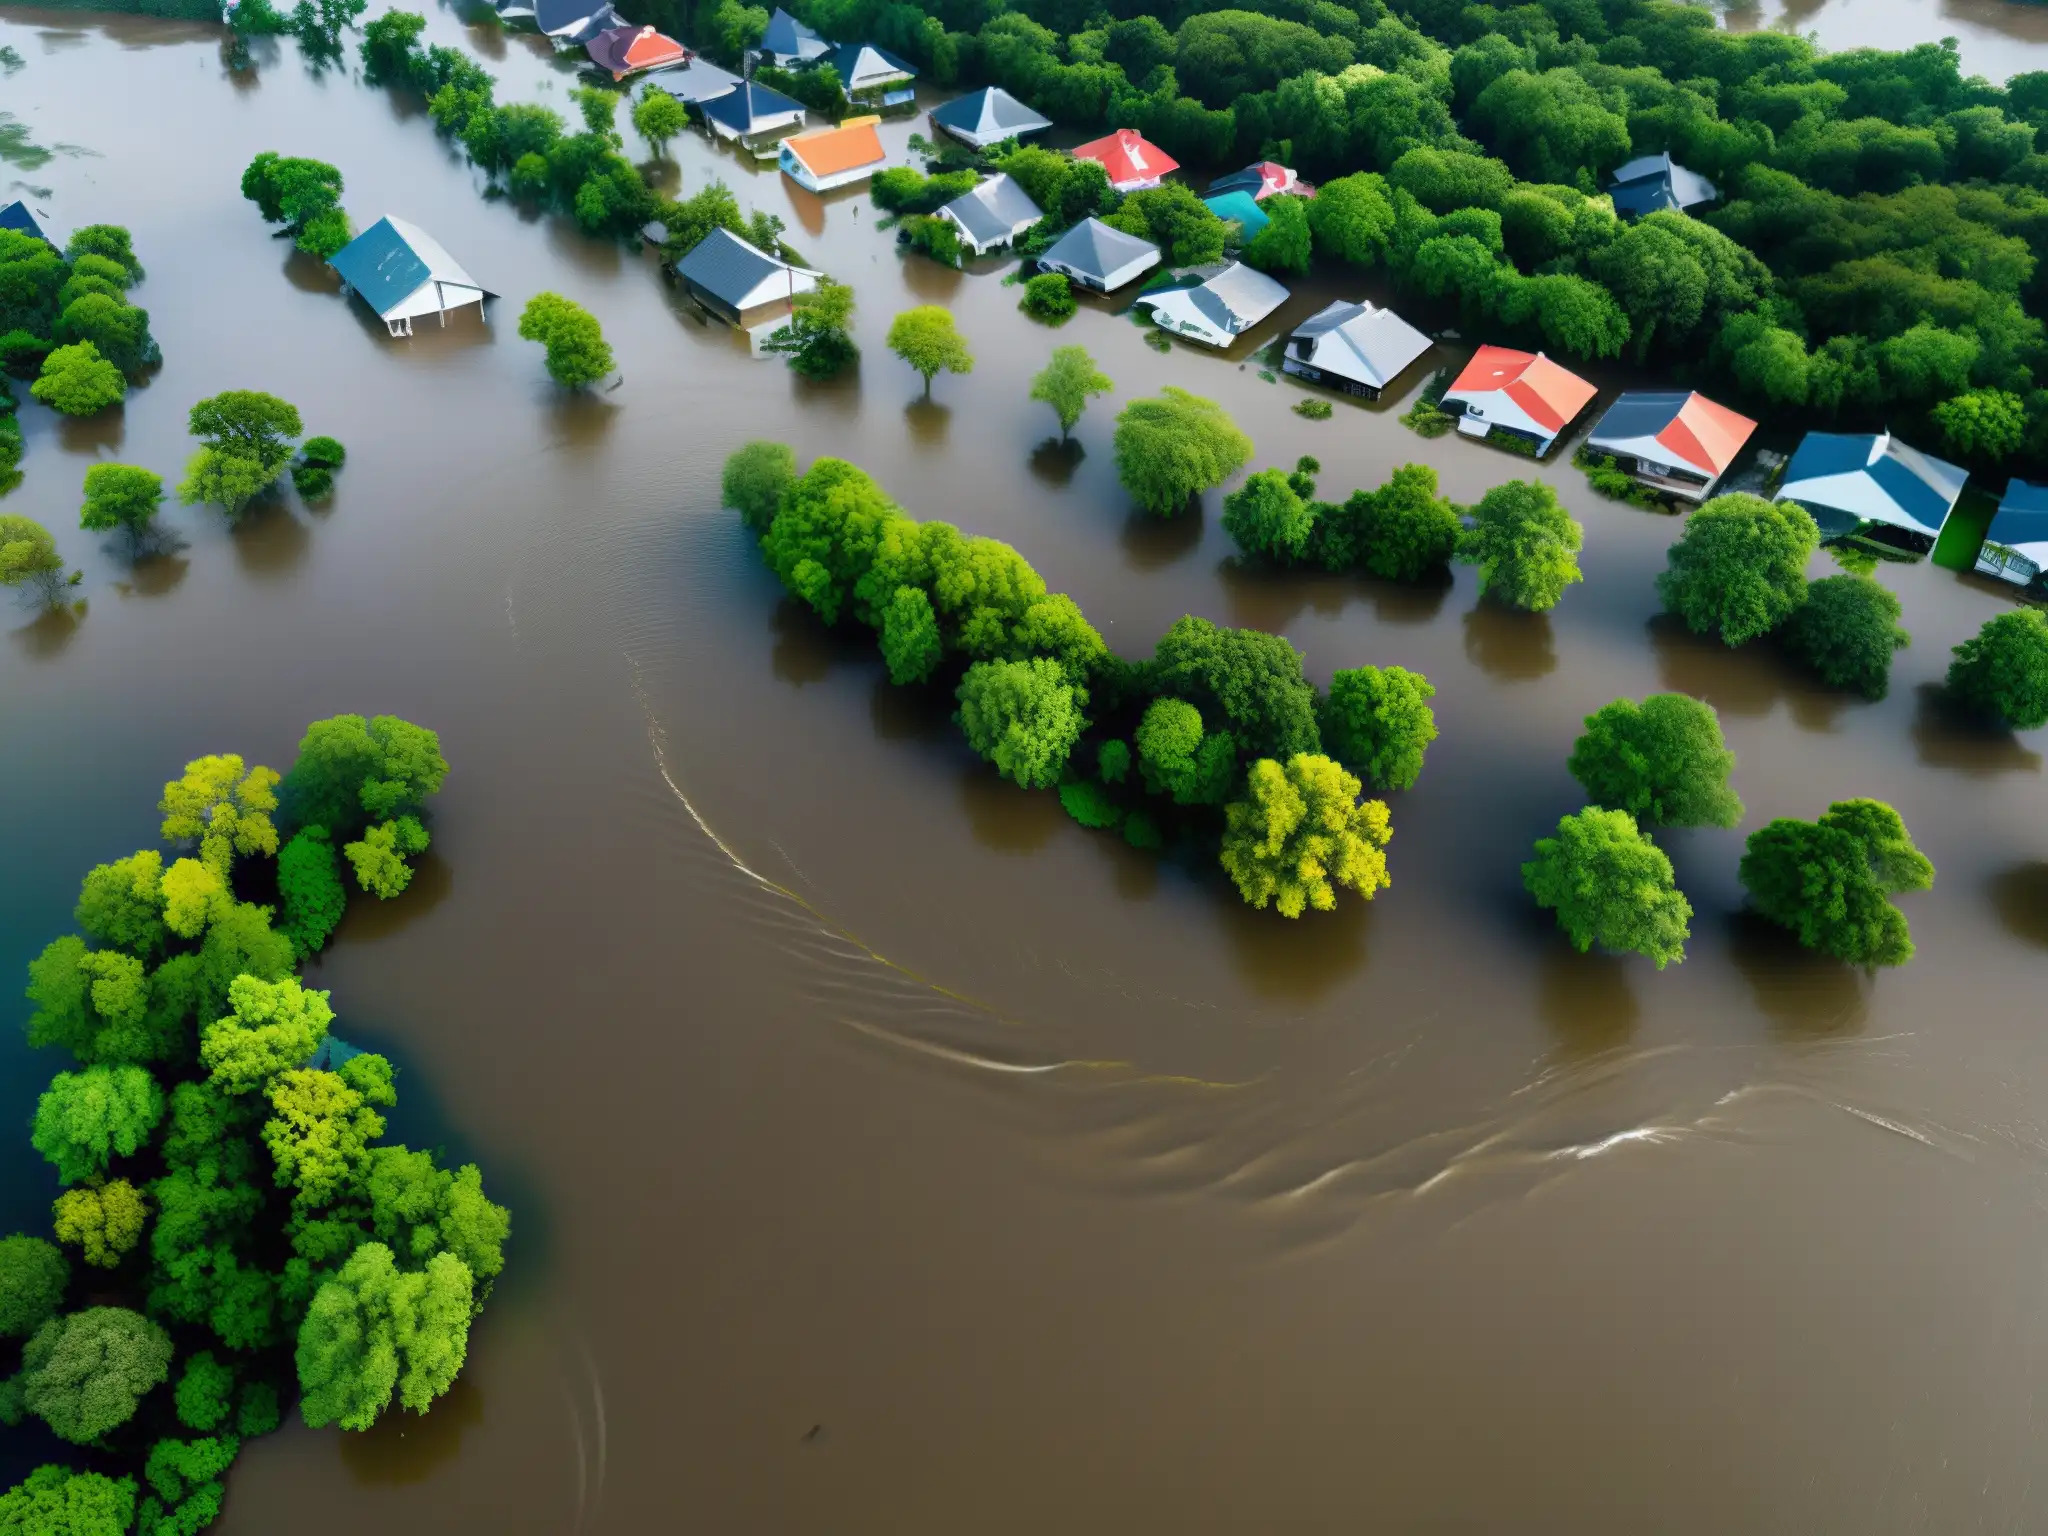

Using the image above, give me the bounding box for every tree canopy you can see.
[517,293,612,389]
[1782,574,1909,699]
[1113,387,1253,515]
[78,465,163,539]
[1567,694,1742,828]
[955,658,1086,789]
[1219,754,1393,918]
[1739,798,1933,966]
[31,343,125,417]
[1658,493,1819,647]
[886,306,974,396]
[1321,666,1438,792]
[1457,479,1583,611]
[1946,608,2048,731]
[722,440,797,534]
[1523,807,1692,968]
[1029,345,1113,439]
[0,1236,69,1340]
[15,1307,173,1443]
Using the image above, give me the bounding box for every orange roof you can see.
[1072,127,1180,185]
[1657,392,1756,476]
[1448,344,1596,434]
[783,118,886,177]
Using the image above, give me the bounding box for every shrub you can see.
[1020,272,1075,323]
[1058,780,1122,829]
[1292,398,1333,419]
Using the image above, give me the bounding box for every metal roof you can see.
[761,6,827,60]
[1609,152,1719,217]
[1037,217,1158,281]
[0,200,52,245]
[649,59,740,104]
[928,87,1050,142]
[533,0,616,38]
[1777,431,1968,538]
[1206,161,1308,201]
[328,216,490,318]
[674,226,817,307]
[701,79,806,133]
[1194,261,1287,326]
[1288,300,1431,389]
[941,174,1041,245]
[1986,479,2048,553]
[826,41,913,89]
[1587,390,1755,477]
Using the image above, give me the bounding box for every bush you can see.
[1782,575,1909,700]
[901,215,962,267]
[1020,271,1076,323]
[0,1236,68,1339]
[1292,398,1333,419]
[1946,608,2048,730]
[1058,780,1122,829]
[722,441,797,535]
[1399,396,1453,437]
[300,435,346,468]
[291,464,334,499]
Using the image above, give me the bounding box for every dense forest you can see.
[663,0,2048,475]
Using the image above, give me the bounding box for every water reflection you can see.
[230,502,312,578]
[1986,862,2048,949]
[900,252,965,305]
[1216,562,1350,634]
[283,245,340,294]
[8,599,85,660]
[1537,941,1637,1057]
[1911,684,2044,776]
[1725,911,1870,1036]
[56,405,124,455]
[1119,505,1202,571]
[868,674,950,744]
[1027,436,1084,489]
[1646,613,1848,728]
[903,397,951,448]
[769,600,833,686]
[111,550,189,600]
[542,389,620,453]
[1463,600,1556,681]
[338,1373,484,1485]
[956,768,1061,854]
[1367,571,1452,626]
[784,183,826,239]
[330,851,453,948]
[1217,882,1372,1002]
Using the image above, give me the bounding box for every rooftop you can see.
[1447,345,1597,433]
[1038,216,1158,279]
[328,215,489,317]
[782,118,887,178]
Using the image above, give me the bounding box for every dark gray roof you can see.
[928,87,1051,142]
[0,201,51,245]
[826,41,913,89]
[940,174,1042,245]
[761,6,827,60]
[1988,479,2048,552]
[649,58,739,104]
[1037,217,1156,281]
[673,226,790,306]
[1288,299,1431,389]
[1589,390,1688,440]
[1779,431,1967,539]
[1609,152,1718,218]
[534,0,616,39]
[701,79,806,133]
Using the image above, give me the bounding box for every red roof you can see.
[1072,128,1179,186]
[586,24,688,78]
[1248,162,1312,199]
[1448,345,1597,434]
[1657,392,1756,476]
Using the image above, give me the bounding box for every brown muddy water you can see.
[1721,0,2048,80]
[3,5,2048,1530]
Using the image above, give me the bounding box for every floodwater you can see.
[3,5,2048,1530]
[1722,0,2048,81]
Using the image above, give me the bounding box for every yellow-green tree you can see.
[1220,754,1392,916]
[53,1178,149,1268]
[886,306,974,396]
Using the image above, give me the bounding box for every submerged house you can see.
[1202,189,1268,238]
[700,80,808,144]
[760,6,828,66]
[1775,430,1968,547]
[937,174,1042,257]
[927,87,1051,150]
[1584,390,1756,501]
[0,200,52,246]
[1135,262,1289,349]
[328,216,493,337]
[1608,151,1719,219]
[826,41,915,101]
[1072,128,1178,193]
[533,0,620,45]
[1975,479,2048,588]
[646,58,741,105]
[584,23,688,79]
[1441,345,1597,457]
[779,118,887,193]
[1207,161,1311,201]
[1281,300,1432,400]
[674,227,820,325]
[1035,217,1159,293]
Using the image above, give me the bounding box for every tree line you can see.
[1,223,160,458]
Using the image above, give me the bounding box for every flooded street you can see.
[5,4,2048,1528]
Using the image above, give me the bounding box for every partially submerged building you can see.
[1072,128,1179,193]
[1775,430,1968,547]
[328,216,494,337]
[826,41,915,102]
[1583,390,1757,501]
[584,23,687,79]
[1035,217,1160,293]
[937,174,1042,257]
[1608,151,1719,219]
[1975,479,2048,588]
[1281,300,1432,400]
[700,80,808,144]
[674,227,820,325]
[533,0,619,45]
[928,87,1051,150]
[779,118,887,193]
[646,58,741,105]
[0,200,52,246]
[1441,345,1597,457]
[1135,262,1288,349]
[760,6,828,66]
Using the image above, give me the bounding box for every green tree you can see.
[1739,799,1933,967]
[1523,807,1692,969]
[277,826,347,958]
[1324,462,1460,580]
[631,89,688,154]
[1306,172,1395,265]
[16,1307,172,1443]
[1105,183,1226,265]
[1135,697,1235,806]
[1019,272,1076,323]
[761,280,857,380]
[1468,68,1630,186]
[758,457,902,626]
[1322,666,1437,792]
[240,153,345,244]
[175,448,275,517]
[1243,193,1313,275]
[1220,754,1393,918]
[721,440,797,534]
[55,293,156,374]
[1113,387,1253,516]
[199,975,333,1096]
[1028,345,1113,440]
[1149,614,1320,764]
[1222,467,1315,563]
[1457,479,1583,612]
[160,753,281,874]
[74,850,169,961]
[1567,694,1742,828]
[141,1433,236,1532]
[280,714,447,839]
[0,1236,68,1339]
[1931,389,2026,461]
[1782,575,1910,699]
[51,1180,148,1269]
[0,1466,136,1536]
[343,815,430,898]
[32,1066,164,1186]
[0,514,70,603]
[189,389,301,473]
[1657,493,1819,646]
[364,1148,509,1281]
[886,306,974,397]
[66,225,145,284]
[1947,608,2048,730]
[78,464,163,542]
[263,1067,386,1209]
[296,1243,474,1429]
[24,938,167,1066]
[517,293,613,389]
[955,658,1085,790]
[31,342,125,416]
[879,586,942,685]
[173,1352,235,1433]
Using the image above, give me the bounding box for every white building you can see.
[937,175,1042,256]
[327,216,493,337]
[1135,262,1289,349]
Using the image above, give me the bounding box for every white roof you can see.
[1288,299,1429,389]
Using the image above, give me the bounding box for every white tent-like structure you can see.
[328,216,494,337]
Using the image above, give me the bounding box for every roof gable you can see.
[0,201,51,245]
[929,86,1050,140]
[702,79,806,131]
[674,226,819,306]
[1447,345,1594,434]
[761,6,827,59]
[828,40,913,87]
[1039,216,1157,278]
[329,216,470,315]
[1780,431,1967,536]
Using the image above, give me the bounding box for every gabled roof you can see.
[674,226,820,306]
[1289,300,1432,389]
[1190,261,1287,327]
[701,79,806,134]
[1037,216,1157,280]
[0,200,52,246]
[534,0,617,38]
[1207,161,1310,201]
[781,118,886,178]
[1609,151,1718,217]
[328,216,490,317]
[1072,127,1178,185]
[1778,431,1968,538]
[928,87,1051,143]
[940,174,1042,245]
[826,40,913,89]
[761,6,827,60]
[1588,390,1755,478]
[1446,345,1596,434]
[585,23,687,76]
[1986,479,2048,556]
[1202,189,1268,236]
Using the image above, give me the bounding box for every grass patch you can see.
[1932,484,1998,572]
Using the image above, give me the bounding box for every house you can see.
[937,174,1042,256]
[1975,479,2048,588]
[1775,430,1968,547]
[779,118,887,193]
[1584,390,1757,501]
[1035,217,1160,293]
[700,80,807,143]
[1073,128,1179,193]
[1281,300,1432,400]
[760,6,828,66]
[1608,152,1718,219]
[1202,190,1268,238]
[328,216,494,337]
[1134,262,1289,349]
[1207,161,1311,201]
[674,227,820,325]
[928,87,1051,150]
[1441,345,1597,456]
[0,201,52,246]
[585,23,688,79]
[533,0,620,45]
[826,41,914,100]
[646,58,741,105]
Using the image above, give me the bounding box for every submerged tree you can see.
[78,464,164,544]
[239,152,350,257]
[1456,479,1582,611]
[1320,665,1438,792]
[1781,574,1909,699]
[1113,388,1253,516]
[30,342,126,417]
[721,440,798,534]
[1739,798,1933,967]
[517,293,613,389]
[762,280,858,380]
[1567,694,1742,828]
[1028,345,1113,440]
[886,306,974,397]
[178,390,303,516]
[1220,754,1392,917]
[955,657,1085,789]
[1523,806,1691,968]
[1657,493,1818,647]
[0,514,71,605]
[1946,608,2048,731]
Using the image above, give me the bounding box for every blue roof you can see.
[1202,190,1268,235]
[329,218,433,316]
[826,40,913,90]
[0,200,50,245]
[761,6,827,60]
[1988,479,2048,552]
[1778,431,1967,539]
[928,87,1050,142]
[701,79,806,133]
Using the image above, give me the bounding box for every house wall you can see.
[1281,357,1378,399]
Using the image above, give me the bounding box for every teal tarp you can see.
[1203,190,1268,236]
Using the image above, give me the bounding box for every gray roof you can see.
[761,6,827,60]
[700,79,806,133]
[673,226,804,306]
[1778,431,1968,539]
[940,174,1041,245]
[0,200,51,245]
[1987,478,2048,552]
[1288,299,1431,389]
[648,58,739,104]
[1609,152,1718,217]
[533,0,617,39]
[1187,261,1288,329]
[1589,390,1688,440]
[928,87,1051,142]
[827,41,913,89]
[328,215,489,317]
[1037,217,1156,281]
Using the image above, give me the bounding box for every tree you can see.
[955,658,1084,790]
[1567,694,1742,828]
[879,586,942,685]
[16,1308,172,1443]
[1149,614,1320,764]
[1467,68,1630,186]
[344,815,430,898]
[0,1466,136,1536]
[886,306,973,397]
[1457,479,1583,612]
[758,457,901,626]
[30,342,125,416]
[240,153,345,253]
[517,293,613,389]
[761,280,857,380]
[1220,754,1392,918]
[1947,609,2048,730]
[364,1149,509,1282]
[178,390,301,515]
[176,449,276,517]
[1104,183,1226,265]
[1328,463,1460,580]
[1307,172,1395,265]
[1657,493,1819,646]
[74,850,170,961]
[1019,272,1076,323]
[281,714,447,838]
[55,293,156,374]
[1028,345,1112,440]
[1523,807,1692,969]
[66,225,145,284]
[52,1180,148,1269]
[25,938,165,1066]
[78,464,163,542]
[1243,193,1312,274]
[32,1067,164,1186]
[263,1067,386,1209]
[1931,389,2026,461]
[0,514,70,603]
[1740,799,1933,966]
[721,440,797,534]
[1113,388,1253,516]
[1135,697,1235,806]
[1222,467,1314,562]
[161,754,280,873]
[631,89,688,155]
[296,1243,474,1429]
[199,975,333,1096]
[277,826,347,957]
[0,1236,68,1339]
[1782,575,1909,699]
[1322,666,1437,792]
[173,1352,235,1432]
